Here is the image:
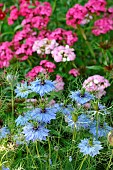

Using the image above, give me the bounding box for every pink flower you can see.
[40,60,56,73]
[48,28,78,46]
[92,17,113,36]
[83,75,110,98]
[66,4,88,28]
[54,75,65,91]
[85,0,107,15]
[51,45,76,62]
[69,68,80,77]
[26,66,46,81]
[32,38,58,55]
[0,42,14,68]
[8,6,19,25]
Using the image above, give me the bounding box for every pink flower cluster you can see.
[51,45,76,62]
[48,28,78,46]
[69,68,80,77]
[85,0,107,15]
[66,0,107,28]
[32,38,58,55]
[83,75,110,98]
[66,4,88,28]
[37,28,78,46]
[92,17,113,36]
[0,42,14,68]
[8,1,52,30]
[54,75,65,91]
[26,60,56,81]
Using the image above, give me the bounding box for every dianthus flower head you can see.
[0,9,6,20]
[25,66,46,81]
[15,82,32,98]
[83,75,110,98]
[40,60,56,73]
[54,75,65,91]
[0,127,10,139]
[32,38,58,55]
[69,68,80,77]
[89,121,112,138]
[70,90,94,105]
[78,138,103,157]
[85,0,107,15]
[30,107,57,123]
[23,123,49,142]
[92,17,113,36]
[51,45,76,62]
[66,4,88,28]
[30,79,55,96]
[48,28,78,46]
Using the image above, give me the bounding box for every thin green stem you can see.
[106,150,113,170]
[78,26,95,58]
[79,155,87,170]
[48,137,51,170]
[35,141,42,169]
[96,112,99,140]
[11,85,14,119]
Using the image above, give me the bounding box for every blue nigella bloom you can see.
[23,123,49,142]
[2,166,10,170]
[78,138,103,157]
[15,114,31,126]
[30,79,55,96]
[65,113,92,130]
[89,121,112,138]
[60,103,74,115]
[15,82,32,98]
[70,90,94,105]
[0,127,10,139]
[30,107,57,123]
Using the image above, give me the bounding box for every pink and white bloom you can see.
[83,75,110,98]
[51,45,76,62]
[32,38,58,55]
[69,68,80,77]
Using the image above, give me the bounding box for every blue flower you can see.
[0,127,10,139]
[15,82,32,98]
[60,103,74,115]
[2,166,10,170]
[78,138,103,157]
[89,121,112,138]
[14,133,29,145]
[30,107,56,123]
[30,79,55,96]
[15,115,30,126]
[65,114,92,129]
[23,123,49,142]
[70,91,94,105]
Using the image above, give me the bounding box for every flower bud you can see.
[108,131,113,146]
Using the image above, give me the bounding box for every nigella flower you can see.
[78,138,103,157]
[23,123,49,142]
[30,79,55,96]
[60,103,74,115]
[15,82,32,98]
[70,90,94,105]
[30,107,57,123]
[15,114,31,126]
[2,166,10,170]
[89,121,112,138]
[0,127,10,139]
[14,132,29,145]
[65,113,92,129]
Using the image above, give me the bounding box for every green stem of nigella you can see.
[78,26,95,58]
[79,155,87,170]
[106,150,113,170]
[11,84,14,119]
[96,111,99,140]
[35,141,42,169]
[48,137,51,170]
